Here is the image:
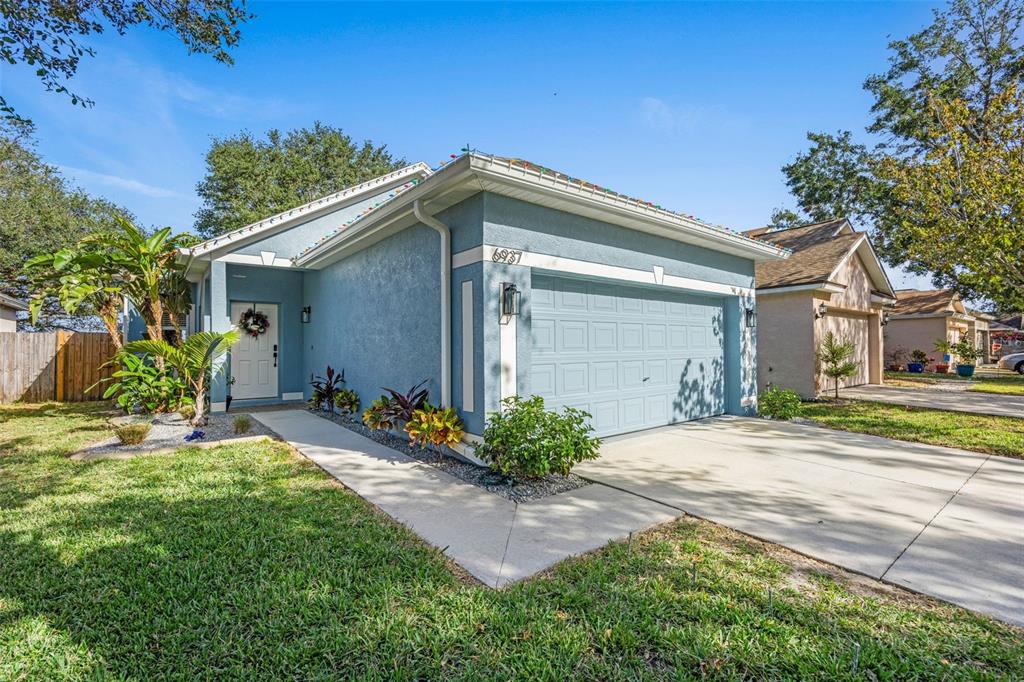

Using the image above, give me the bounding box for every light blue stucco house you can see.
[182,153,787,445]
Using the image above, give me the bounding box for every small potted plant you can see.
[933,339,953,373]
[907,349,928,373]
[952,338,984,377]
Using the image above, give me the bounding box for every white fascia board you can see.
[469,155,789,262]
[216,253,295,269]
[296,153,790,268]
[757,282,847,296]
[823,234,896,299]
[187,163,432,259]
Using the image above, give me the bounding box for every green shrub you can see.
[758,386,802,420]
[405,405,464,448]
[178,404,196,421]
[334,388,360,415]
[476,396,601,479]
[115,423,151,445]
[233,415,252,434]
[101,352,187,414]
[910,349,928,363]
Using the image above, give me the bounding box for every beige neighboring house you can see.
[886,289,991,369]
[743,219,896,398]
[0,293,27,333]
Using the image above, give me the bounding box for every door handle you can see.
[642,376,650,382]
[273,344,278,368]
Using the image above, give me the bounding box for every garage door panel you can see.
[590,322,617,351]
[557,321,588,352]
[531,275,727,437]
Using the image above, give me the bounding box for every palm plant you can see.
[123,330,239,425]
[817,331,859,400]
[24,247,125,349]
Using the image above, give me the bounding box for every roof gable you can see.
[188,163,432,260]
[892,289,960,316]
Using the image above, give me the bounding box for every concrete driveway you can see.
[576,416,1024,626]
[840,384,1024,418]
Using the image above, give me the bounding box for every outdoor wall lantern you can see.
[745,306,756,328]
[301,306,311,324]
[816,302,829,319]
[881,312,891,326]
[501,283,521,317]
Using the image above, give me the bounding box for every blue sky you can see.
[4,1,940,286]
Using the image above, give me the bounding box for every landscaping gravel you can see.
[311,408,590,503]
[73,412,276,459]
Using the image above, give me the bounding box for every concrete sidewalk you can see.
[577,416,1024,627]
[251,409,677,587]
[840,384,1024,418]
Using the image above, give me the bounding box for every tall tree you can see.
[776,0,1024,306]
[780,131,880,224]
[0,0,251,121]
[876,86,1024,310]
[0,121,128,300]
[194,123,406,236]
[865,0,1024,150]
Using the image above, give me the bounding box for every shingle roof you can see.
[892,289,958,315]
[741,219,858,289]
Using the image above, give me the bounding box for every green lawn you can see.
[2,403,1022,680]
[801,400,1024,459]
[884,371,1024,396]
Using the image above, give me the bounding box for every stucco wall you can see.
[829,252,874,312]
[0,306,16,333]
[884,317,950,365]
[301,225,443,412]
[225,264,306,399]
[755,292,817,398]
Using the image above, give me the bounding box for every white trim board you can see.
[217,253,295,269]
[461,281,475,412]
[282,392,304,401]
[453,244,754,297]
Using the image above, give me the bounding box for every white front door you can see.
[230,302,279,400]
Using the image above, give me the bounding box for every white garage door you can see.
[530,274,726,437]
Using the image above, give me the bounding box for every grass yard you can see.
[2,403,1022,680]
[801,400,1024,459]
[884,371,1024,396]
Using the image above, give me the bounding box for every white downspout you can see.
[413,199,452,408]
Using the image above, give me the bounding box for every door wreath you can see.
[239,308,270,338]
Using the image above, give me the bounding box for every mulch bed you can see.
[310,408,590,503]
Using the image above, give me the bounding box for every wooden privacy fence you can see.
[0,332,118,404]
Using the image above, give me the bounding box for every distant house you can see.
[742,219,896,398]
[992,315,1024,359]
[0,293,27,333]
[885,290,991,369]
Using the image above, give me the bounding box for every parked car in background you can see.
[997,352,1024,374]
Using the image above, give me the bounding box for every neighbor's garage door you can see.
[530,274,726,437]
[819,312,869,389]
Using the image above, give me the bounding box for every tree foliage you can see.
[24,217,196,347]
[0,0,251,121]
[876,87,1024,310]
[777,0,1024,307]
[780,131,880,224]
[194,123,406,236]
[0,121,127,300]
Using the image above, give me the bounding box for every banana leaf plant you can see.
[122,330,240,425]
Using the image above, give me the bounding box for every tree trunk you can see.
[191,375,208,427]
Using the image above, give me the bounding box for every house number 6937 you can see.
[491,248,523,264]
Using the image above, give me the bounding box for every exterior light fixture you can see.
[745,306,756,328]
[881,312,891,326]
[501,283,521,317]
[816,302,829,319]
[301,306,311,324]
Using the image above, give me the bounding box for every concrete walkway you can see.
[840,384,1024,418]
[576,416,1024,626]
[251,409,677,587]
